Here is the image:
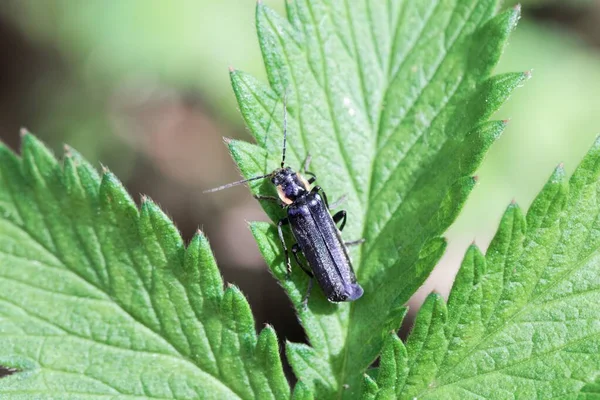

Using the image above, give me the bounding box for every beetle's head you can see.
[271,167,310,204]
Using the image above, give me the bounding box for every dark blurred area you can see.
[0,0,599,359]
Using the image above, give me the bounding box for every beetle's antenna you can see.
[203,174,271,193]
[281,89,288,168]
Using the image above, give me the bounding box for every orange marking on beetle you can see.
[277,186,293,205]
[298,173,311,191]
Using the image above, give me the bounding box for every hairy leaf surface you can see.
[229,0,525,397]
[0,134,289,399]
[368,137,600,399]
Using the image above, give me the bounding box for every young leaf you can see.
[0,133,289,399]
[368,137,600,399]
[228,0,525,397]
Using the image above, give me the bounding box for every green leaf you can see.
[229,1,525,397]
[368,137,600,399]
[0,133,289,399]
[292,381,314,400]
[579,376,600,400]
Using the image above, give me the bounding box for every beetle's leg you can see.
[292,244,315,308]
[254,194,285,208]
[292,244,314,277]
[305,172,317,184]
[277,218,292,276]
[345,238,365,246]
[254,194,278,202]
[332,210,347,231]
[311,185,330,208]
[302,277,314,309]
[329,194,348,209]
[301,154,318,184]
[302,154,312,172]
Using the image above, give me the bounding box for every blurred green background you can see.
[0,0,598,343]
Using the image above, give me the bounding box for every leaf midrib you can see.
[286,2,388,396]
[340,0,375,129]
[303,1,364,199]
[334,2,484,396]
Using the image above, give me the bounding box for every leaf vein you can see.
[305,0,363,201]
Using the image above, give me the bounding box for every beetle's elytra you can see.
[205,93,364,304]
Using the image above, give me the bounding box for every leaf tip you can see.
[505,200,524,222]
[187,229,205,253]
[19,129,38,151]
[257,323,278,348]
[195,227,206,237]
[523,69,533,80]
[248,220,259,232]
[262,322,274,330]
[467,242,484,262]
[222,284,255,329]
[362,373,378,397]
[224,283,246,301]
[552,162,566,182]
[140,196,180,236]
[249,221,272,243]
[430,292,448,316]
[102,170,116,183]
[429,291,444,301]
[509,3,522,29]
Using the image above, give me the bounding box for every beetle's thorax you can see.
[271,167,310,204]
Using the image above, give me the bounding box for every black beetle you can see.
[205,94,364,304]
